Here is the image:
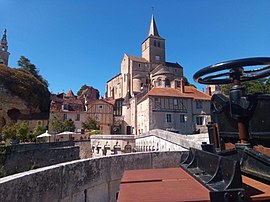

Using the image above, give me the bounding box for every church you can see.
[106,15,212,135]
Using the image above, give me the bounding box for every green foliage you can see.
[18,56,48,87]
[33,125,46,136]
[221,78,270,96]
[86,130,101,135]
[0,64,50,112]
[16,121,29,140]
[82,116,100,131]
[1,124,17,141]
[77,84,88,96]
[64,119,76,132]
[49,115,75,132]
[77,84,100,99]
[1,121,30,142]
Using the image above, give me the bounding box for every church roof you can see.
[127,55,148,63]
[165,62,183,69]
[1,29,7,45]
[148,15,160,37]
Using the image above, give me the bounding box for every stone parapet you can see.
[0,151,184,202]
[136,129,209,151]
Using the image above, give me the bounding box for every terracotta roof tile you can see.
[65,90,75,97]
[141,86,211,102]
[127,55,148,63]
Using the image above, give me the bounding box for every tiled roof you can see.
[127,55,148,63]
[139,86,211,103]
[165,62,183,69]
[65,90,75,97]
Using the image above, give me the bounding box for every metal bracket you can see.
[180,148,246,201]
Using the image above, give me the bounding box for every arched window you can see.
[165,79,170,87]
[157,79,162,86]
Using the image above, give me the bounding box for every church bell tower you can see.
[0,29,10,66]
[142,15,165,64]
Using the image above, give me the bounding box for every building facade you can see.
[50,87,113,134]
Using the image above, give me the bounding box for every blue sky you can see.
[1,0,270,96]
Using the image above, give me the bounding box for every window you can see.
[37,121,41,125]
[99,105,103,109]
[158,41,160,47]
[63,113,67,120]
[154,40,157,46]
[166,114,172,123]
[124,74,126,82]
[175,80,180,87]
[173,99,178,106]
[138,63,140,67]
[196,100,203,109]
[76,114,80,121]
[155,55,160,61]
[180,114,186,123]
[196,116,204,125]
[63,104,69,110]
[165,79,170,87]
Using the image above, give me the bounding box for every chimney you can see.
[180,78,184,93]
[206,86,212,96]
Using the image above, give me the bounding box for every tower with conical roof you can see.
[142,15,165,64]
[0,29,10,66]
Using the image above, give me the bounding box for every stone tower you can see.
[0,29,10,66]
[142,15,165,64]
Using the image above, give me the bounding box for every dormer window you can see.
[155,55,160,61]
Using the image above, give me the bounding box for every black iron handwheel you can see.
[193,57,270,84]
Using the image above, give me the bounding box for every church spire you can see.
[1,29,8,47]
[0,29,10,66]
[148,15,160,37]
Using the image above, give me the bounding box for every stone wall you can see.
[74,140,92,159]
[136,129,209,152]
[0,151,184,202]
[0,141,81,177]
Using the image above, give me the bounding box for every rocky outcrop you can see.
[0,84,37,129]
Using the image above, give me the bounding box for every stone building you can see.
[50,88,113,134]
[137,85,211,134]
[106,15,183,100]
[0,29,10,66]
[105,15,211,135]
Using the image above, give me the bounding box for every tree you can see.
[1,124,17,141]
[18,56,48,87]
[77,84,88,96]
[63,119,75,132]
[221,78,270,96]
[82,116,100,131]
[77,84,100,99]
[16,121,30,141]
[49,115,75,132]
[33,125,46,136]
[1,121,30,142]
[49,115,65,133]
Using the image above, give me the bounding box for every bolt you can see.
[224,192,232,201]
[238,191,245,200]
